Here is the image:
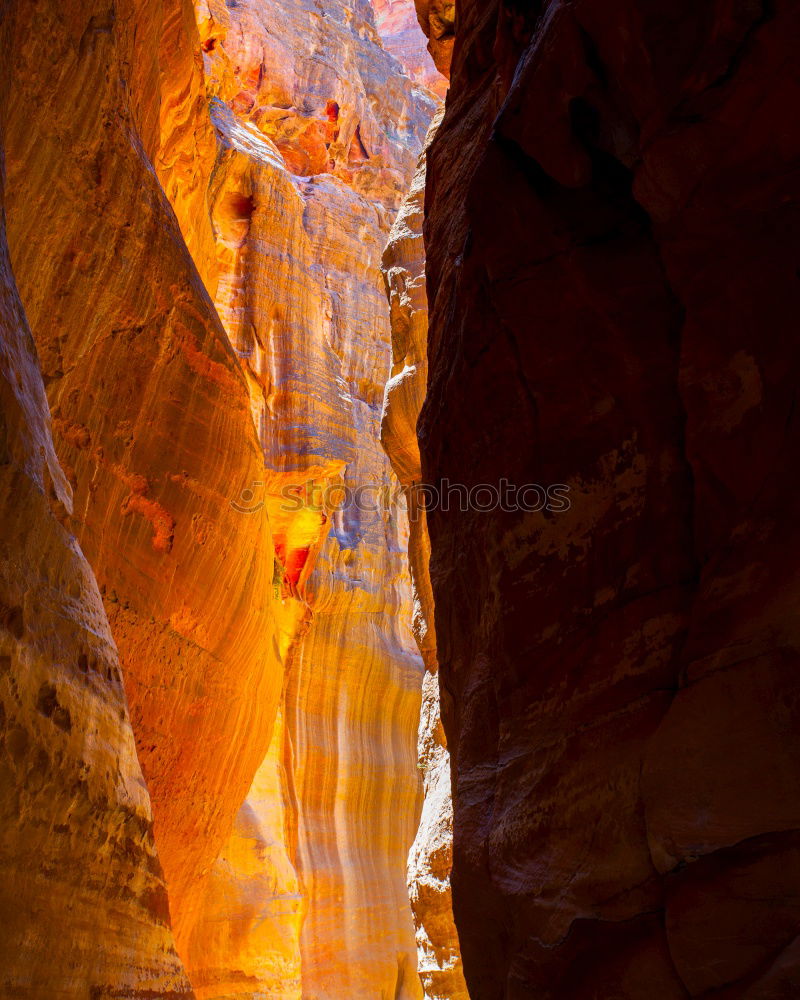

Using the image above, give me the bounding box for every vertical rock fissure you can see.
[380,105,470,999]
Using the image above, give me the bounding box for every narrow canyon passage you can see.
[2,0,800,999]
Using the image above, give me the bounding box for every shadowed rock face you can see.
[418,0,800,997]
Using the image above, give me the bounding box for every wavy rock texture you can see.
[154,0,220,295]
[182,1,435,996]
[381,108,468,1000]
[3,0,281,967]
[372,0,447,98]
[419,1,800,997]
[188,704,304,999]
[283,504,424,1000]
[0,99,190,997]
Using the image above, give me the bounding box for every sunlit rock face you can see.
[0,103,190,996]
[154,0,221,297]
[285,522,424,1000]
[3,0,281,968]
[188,706,304,999]
[183,0,435,996]
[381,109,468,1000]
[420,1,800,997]
[412,0,454,86]
[371,0,447,98]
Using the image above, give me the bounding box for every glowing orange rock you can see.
[183,0,435,995]
[3,0,282,969]
[0,91,190,996]
[1,0,446,995]
[188,707,304,1000]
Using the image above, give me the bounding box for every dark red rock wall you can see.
[420,1,800,996]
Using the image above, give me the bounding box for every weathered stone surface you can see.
[419,0,800,996]
[184,1,434,995]
[155,0,220,295]
[381,108,468,1000]
[3,0,281,968]
[0,87,190,996]
[196,0,429,202]
[412,0,454,85]
[372,0,448,98]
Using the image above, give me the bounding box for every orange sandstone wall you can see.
[0,61,190,998]
[2,0,282,968]
[154,0,220,295]
[1,0,443,993]
[180,0,435,996]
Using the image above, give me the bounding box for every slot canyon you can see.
[0,0,799,998]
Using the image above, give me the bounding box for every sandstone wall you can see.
[183,0,436,995]
[0,35,190,992]
[372,0,447,98]
[419,0,800,997]
[3,0,282,968]
[381,109,468,1000]
[0,0,462,995]
[412,0,454,86]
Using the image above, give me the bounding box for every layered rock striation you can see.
[3,0,281,970]
[0,38,190,995]
[419,0,800,997]
[183,1,436,996]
